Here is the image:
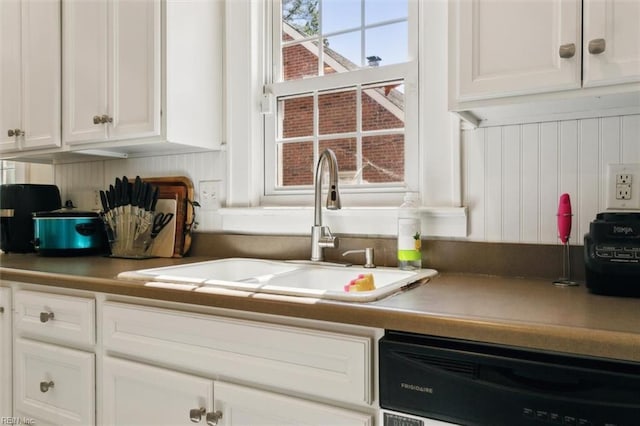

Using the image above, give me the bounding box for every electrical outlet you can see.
[607,164,640,210]
[199,180,221,210]
[93,190,102,210]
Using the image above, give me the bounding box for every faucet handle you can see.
[342,248,375,268]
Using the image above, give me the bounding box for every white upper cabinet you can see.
[449,0,640,126]
[452,0,581,101]
[583,0,640,87]
[63,0,160,145]
[0,0,61,152]
[62,0,223,155]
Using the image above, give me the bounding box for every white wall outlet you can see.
[607,164,640,210]
[199,180,221,210]
[93,190,102,210]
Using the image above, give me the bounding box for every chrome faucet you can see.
[311,148,341,261]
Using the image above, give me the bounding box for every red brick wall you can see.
[280,36,404,186]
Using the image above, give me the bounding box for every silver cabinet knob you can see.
[588,38,606,54]
[40,311,54,323]
[93,115,102,124]
[39,380,54,393]
[8,128,24,137]
[190,407,206,423]
[100,114,113,124]
[559,43,576,59]
[205,411,223,426]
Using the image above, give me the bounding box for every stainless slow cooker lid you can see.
[33,208,100,219]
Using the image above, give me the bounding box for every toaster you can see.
[584,212,640,297]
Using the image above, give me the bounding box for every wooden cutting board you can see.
[150,198,177,258]
[143,176,195,257]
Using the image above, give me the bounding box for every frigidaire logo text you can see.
[401,382,433,394]
[613,225,635,235]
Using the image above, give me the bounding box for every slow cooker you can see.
[32,209,108,256]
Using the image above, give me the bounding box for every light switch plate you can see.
[199,180,222,210]
[606,163,640,210]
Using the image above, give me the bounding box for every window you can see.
[264,0,418,205]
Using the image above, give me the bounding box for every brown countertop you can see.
[1,253,639,362]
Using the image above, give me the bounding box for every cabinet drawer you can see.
[14,338,95,425]
[103,302,373,405]
[14,290,95,347]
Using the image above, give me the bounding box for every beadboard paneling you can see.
[54,151,225,230]
[462,114,640,244]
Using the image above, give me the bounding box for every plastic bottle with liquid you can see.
[397,192,422,270]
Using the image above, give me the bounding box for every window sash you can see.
[263,0,419,205]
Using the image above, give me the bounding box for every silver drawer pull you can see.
[40,380,54,393]
[588,38,606,54]
[40,311,54,323]
[206,411,223,426]
[559,43,576,59]
[190,407,206,423]
[93,115,102,125]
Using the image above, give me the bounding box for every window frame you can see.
[262,0,420,207]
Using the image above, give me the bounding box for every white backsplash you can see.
[53,114,640,242]
[54,151,226,230]
[462,114,640,245]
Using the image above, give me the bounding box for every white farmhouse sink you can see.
[118,258,437,302]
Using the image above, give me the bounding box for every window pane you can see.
[365,0,408,25]
[283,42,319,80]
[282,0,319,38]
[365,22,408,66]
[319,89,357,135]
[280,95,314,138]
[323,31,361,70]
[362,82,404,131]
[278,141,314,186]
[322,0,360,34]
[320,138,358,184]
[362,134,404,183]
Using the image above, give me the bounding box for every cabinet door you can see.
[14,338,94,426]
[62,0,109,144]
[0,288,11,417]
[452,0,582,101]
[20,0,61,150]
[108,0,160,141]
[214,381,373,426]
[0,0,22,151]
[0,0,60,152]
[583,0,640,86]
[102,357,214,426]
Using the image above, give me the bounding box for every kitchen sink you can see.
[118,258,437,302]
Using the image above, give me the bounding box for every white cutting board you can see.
[151,198,177,257]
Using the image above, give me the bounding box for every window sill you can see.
[205,206,467,238]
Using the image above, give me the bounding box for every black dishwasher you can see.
[379,331,640,426]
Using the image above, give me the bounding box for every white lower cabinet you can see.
[13,338,94,425]
[103,356,372,426]
[214,381,373,426]
[0,287,11,417]
[102,302,375,426]
[102,356,214,426]
[4,286,377,425]
[11,288,96,425]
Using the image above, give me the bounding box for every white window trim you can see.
[223,0,467,238]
